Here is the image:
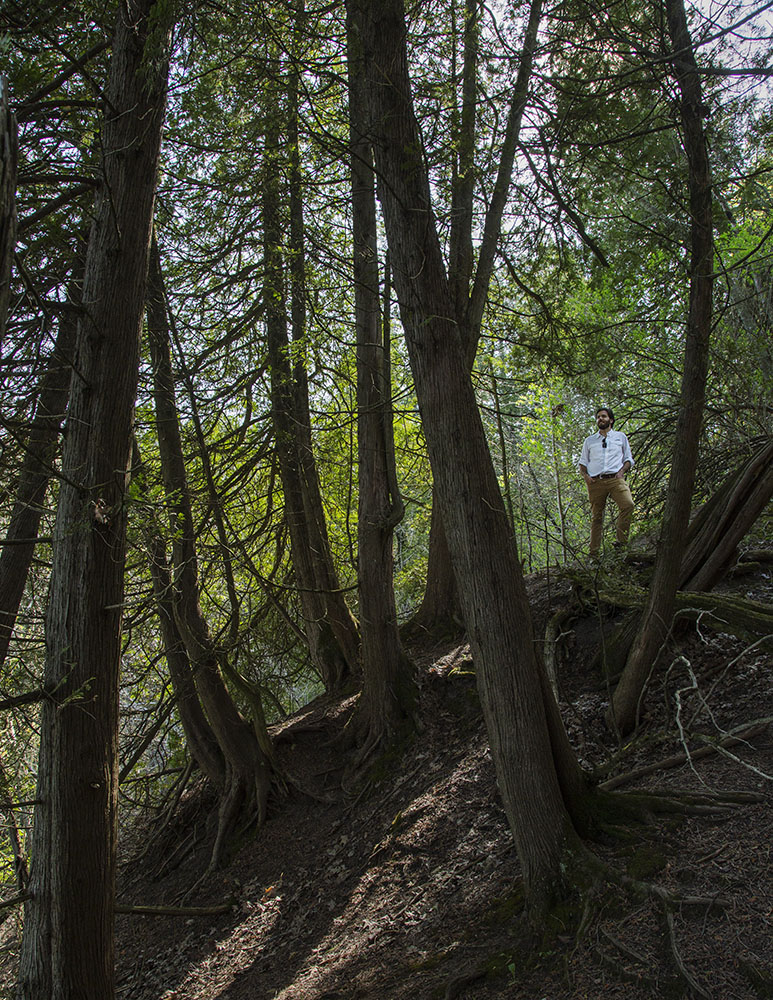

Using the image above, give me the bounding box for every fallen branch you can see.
[664,906,710,999]
[114,900,234,917]
[598,717,772,790]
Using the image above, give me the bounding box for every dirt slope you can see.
[115,566,773,1000]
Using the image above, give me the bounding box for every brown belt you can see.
[596,473,617,480]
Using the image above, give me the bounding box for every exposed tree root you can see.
[281,773,340,805]
[544,605,578,701]
[340,692,419,796]
[442,969,486,999]
[552,854,729,999]
[593,940,665,990]
[664,904,711,998]
[208,763,271,873]
[153,830,199,881]
[587,786,764,844]
[598,925,651,968]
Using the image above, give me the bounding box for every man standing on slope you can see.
[579,407,634,557]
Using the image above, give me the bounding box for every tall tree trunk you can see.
[347,6,413,756]
[348,0,588,912]
[407,506,461,638]
[448,0,479,320]
[146,244,272,870]
[0,292,76,671]
[286,26,361,687]
[264,60,359,693]
[0,73,16,347]
[410,0,543,636]
[18,4,170,996]
[610,0,714,736]
[410,0,478,637]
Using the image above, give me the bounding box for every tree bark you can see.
[0,293,76,671]
[611,0,715,736]
[680,438,773,592]
[147,244,272,870]
[264,51,360,692]
[348,0,589,911]
[347,5,414,755]
[146,535,227,788]
[408,502,462,638]
[18,4,170,997]
[410,0,543,635]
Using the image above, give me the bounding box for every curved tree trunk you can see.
[146,535,226,788]
[18,5,170,996]
[611,0,715,736]
[347,8,414,756]
[147,243,272,870]
[348,0,589,912]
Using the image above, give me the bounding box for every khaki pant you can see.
[587,476,634,555]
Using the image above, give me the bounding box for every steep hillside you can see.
[112,565,773,1000]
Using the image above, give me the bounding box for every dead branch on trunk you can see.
[0,892,30,910]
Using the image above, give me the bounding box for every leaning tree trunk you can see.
[610,0,715,736]
[347,6,414,757]
[146,535,227,788]
[0,294,76,671]
[147,245,272,870]
[679,437,773,592]
[18,5,170,997]
[409,0,543,637]
[348,0,589,913]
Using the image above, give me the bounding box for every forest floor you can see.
[112,557,773,998]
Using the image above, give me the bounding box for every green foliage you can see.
[1,0,771,844]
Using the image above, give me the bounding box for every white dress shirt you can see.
[580,429,634,478]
